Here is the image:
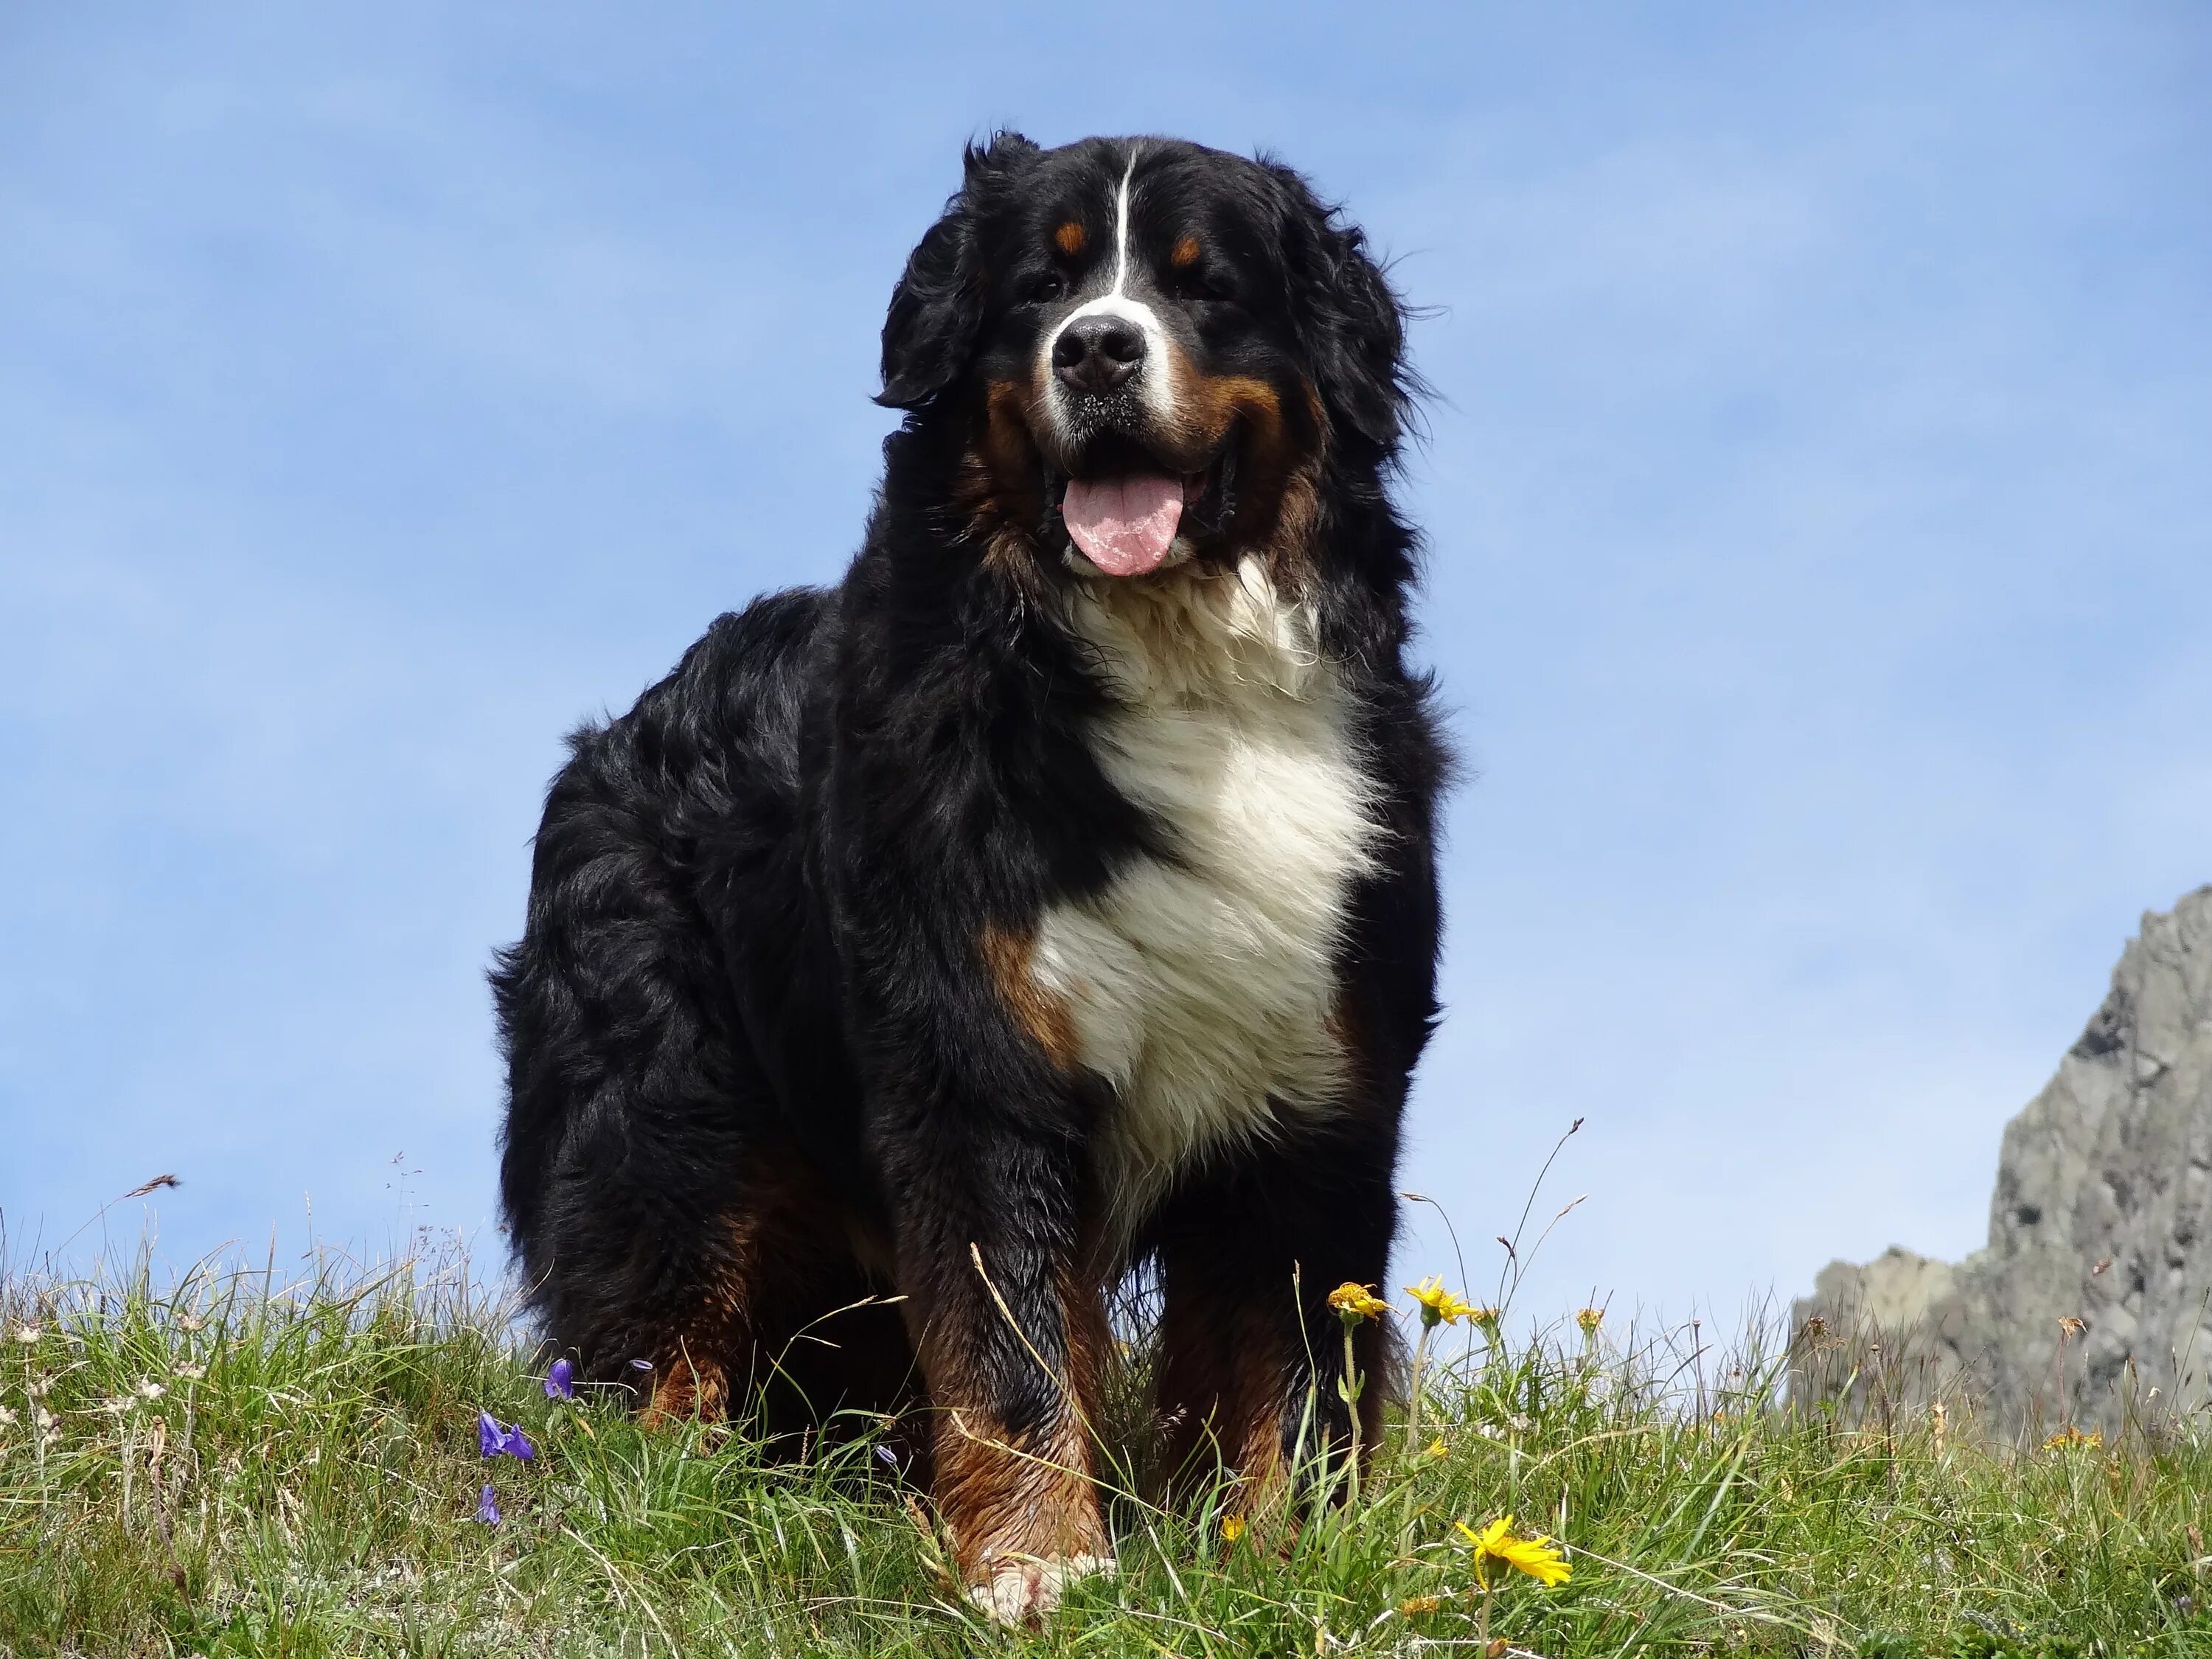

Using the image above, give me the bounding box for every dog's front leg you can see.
[858,964,1114,1622]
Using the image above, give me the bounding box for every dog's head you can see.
[878,134,1411,581]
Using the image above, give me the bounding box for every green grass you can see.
[3,1242,2209,1658]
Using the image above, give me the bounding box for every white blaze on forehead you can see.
[1107,145,1138,296]
[1041,144,1177,422]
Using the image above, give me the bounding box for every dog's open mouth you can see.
[1049,441,1232,577]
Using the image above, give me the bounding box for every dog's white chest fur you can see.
[1032,557,1380,1240]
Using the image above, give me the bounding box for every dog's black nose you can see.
[1051,314,1145,393]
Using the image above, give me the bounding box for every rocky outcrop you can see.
[1793,887,2212,1435]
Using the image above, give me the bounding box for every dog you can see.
[493,132,1445,1622]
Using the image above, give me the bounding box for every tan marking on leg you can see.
[1155,1293,1290,1503]
[923,1256,1114,1620]
[642,1339,729,1426]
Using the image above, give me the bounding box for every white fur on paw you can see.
[965,1552,1116,1623]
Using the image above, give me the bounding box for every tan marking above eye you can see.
[1170,234,1202,269]
[1054,220,1087,257]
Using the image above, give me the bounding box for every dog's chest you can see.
[1029,562,1380,1234]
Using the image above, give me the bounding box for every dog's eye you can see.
[1172,267,1237,306]
[1026,272,1068,305]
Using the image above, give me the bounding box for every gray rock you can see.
[1792,886,2212,1435]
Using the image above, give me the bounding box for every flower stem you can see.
[1342,1321,1362,1503]
[1405,1322,1432,1457]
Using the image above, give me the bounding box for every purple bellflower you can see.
[478,1411,535,1461]
[476,1483,501,1526]
[545,1358,574,1400]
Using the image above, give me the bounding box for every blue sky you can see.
[4,3,2207,1326]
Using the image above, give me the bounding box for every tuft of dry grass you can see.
[2,1236,2208,1657]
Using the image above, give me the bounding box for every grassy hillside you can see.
[2,1242,2208,1658]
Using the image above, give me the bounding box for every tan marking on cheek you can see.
[1158,346,1289,455]
[980,923,1079,1067]
[1054,220,1087,257]
[1170,233,1201,268]
[1155,351,1328,582]
[953,379,1054,584]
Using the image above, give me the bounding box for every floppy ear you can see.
[877,133,1040,410]
[1267,161,1412,451]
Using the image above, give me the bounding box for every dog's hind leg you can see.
[492,737,816,1416]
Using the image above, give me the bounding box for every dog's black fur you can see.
[493,132,1445,1611]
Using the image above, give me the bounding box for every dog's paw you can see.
[964,1551,1116,1624]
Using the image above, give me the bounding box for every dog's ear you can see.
[877,133,1040,410]
[1266,161,1412,452]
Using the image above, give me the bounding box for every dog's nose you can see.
[1051,314,1145,394]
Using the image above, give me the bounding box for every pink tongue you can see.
[1062,473,1183,577]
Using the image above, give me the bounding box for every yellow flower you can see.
[1327,1282,1388,1322]
[1405,1276,1479,1327]
[2043,1426,2103,1451]
[1399,1594,1443,1615]
[1221,1514,1245,1543]
[1426,1436,1448,1458]
[1575,1307,1604,1336]
[1455,1515,1572,1587]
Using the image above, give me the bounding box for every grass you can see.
[3,1238,2210,1658]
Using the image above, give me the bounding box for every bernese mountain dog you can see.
[493,131,1445,1621]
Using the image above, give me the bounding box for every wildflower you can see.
[1327,1282,1388,1322]
[478,1412,535,1460]
[1399,1595,1443,1615]
[175,1312,205,1334]
[1404,1276,1478,1328]
[544,1358,574,1401]
[476,1484,501,1526]
[32,1406,54,1434]
[1576,1307,1604,1337]
[134,1380,166,1400]
[0,1404,15,1427]
[1222,1514,1245,1543]
[1468,1306,1502,1330]
[10,1324,40,1344]
[2058,1315,2087,1340]
[2044,1426,2102,1451]
[628,1357,654,1371]
[1455,1516,1572,1587]
[874,1443,899,1469]
[173,1363,206,1382]
[1426,1437,1448,1458]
